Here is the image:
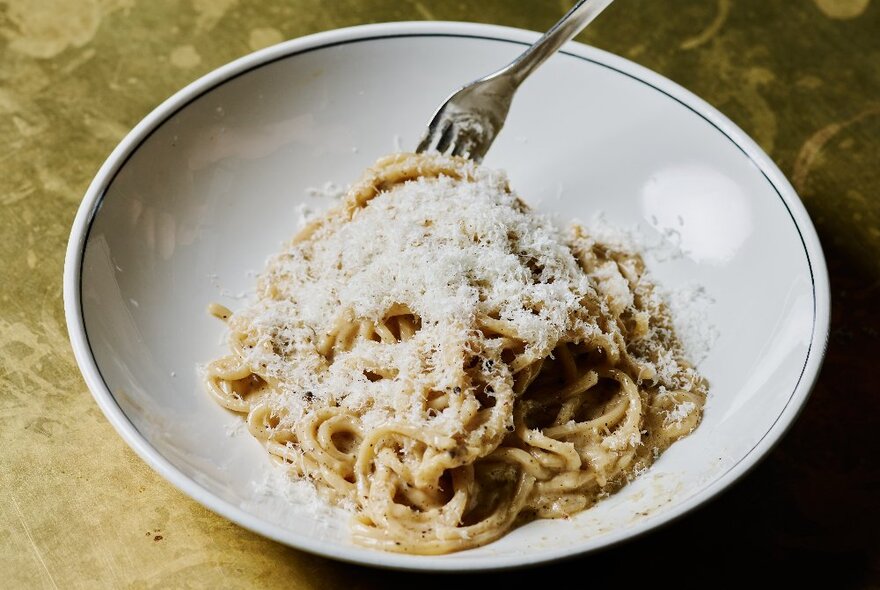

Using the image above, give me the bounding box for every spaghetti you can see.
[203,153,706,554]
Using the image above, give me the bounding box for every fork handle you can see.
[500,0,615,86]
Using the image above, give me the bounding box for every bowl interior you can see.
[76,27,821,568]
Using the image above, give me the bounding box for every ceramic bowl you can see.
[64,22,830,571]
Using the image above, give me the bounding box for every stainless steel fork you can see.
[415,0,615,162]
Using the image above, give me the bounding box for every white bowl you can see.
[63,22,830,571]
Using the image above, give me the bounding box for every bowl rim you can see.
[63,20,831,571]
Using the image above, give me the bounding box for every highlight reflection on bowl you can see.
[642,163,752,264]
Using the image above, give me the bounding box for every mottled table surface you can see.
[2,1,878,587]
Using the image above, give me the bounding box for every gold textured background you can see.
[1,0,878,587]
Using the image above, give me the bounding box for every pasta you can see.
[203,153,706,554]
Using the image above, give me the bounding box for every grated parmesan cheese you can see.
[232,160,610,435]
[586,211,717,364]
[228,158,711,442]
[666,400,697,426]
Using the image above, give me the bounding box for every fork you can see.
[416,0,615,162]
